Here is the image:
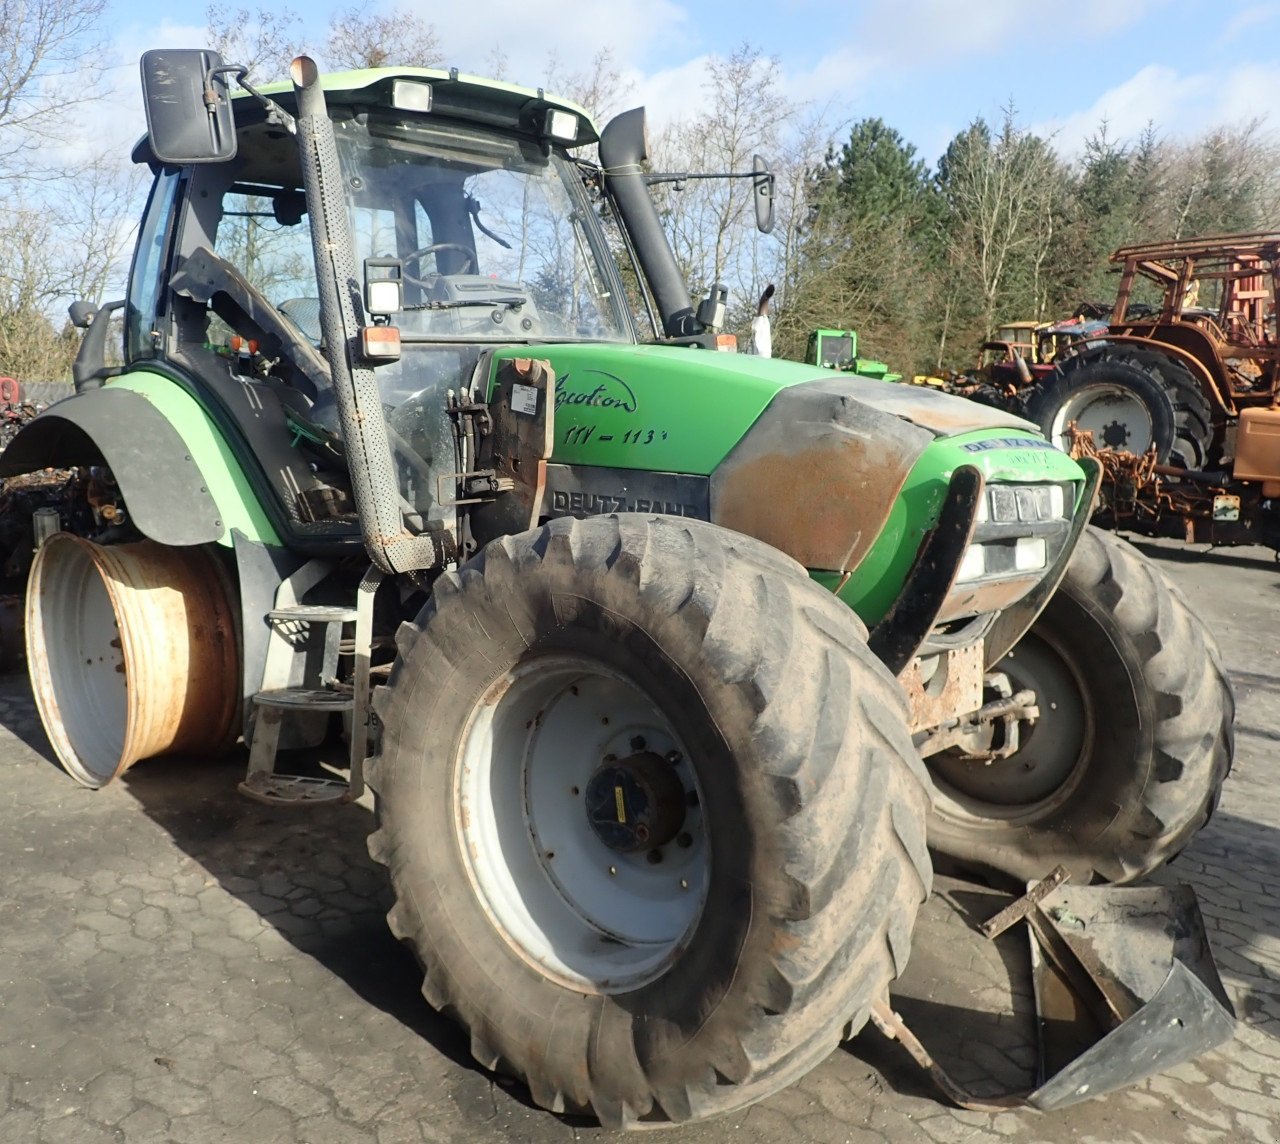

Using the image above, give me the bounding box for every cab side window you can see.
[125,169,181,362]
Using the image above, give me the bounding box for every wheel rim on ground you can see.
[930,630,1092,819]
[1050,383,1154,453]
[25,535,240,788]
[455,654,709,993]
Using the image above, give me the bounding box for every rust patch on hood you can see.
[711,379,935,572]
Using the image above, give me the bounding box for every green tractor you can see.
[805,326,900,380]
[4,50,1233,1126]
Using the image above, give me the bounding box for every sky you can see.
[91,0,1280,165]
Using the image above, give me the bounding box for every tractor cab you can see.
[123,65,634,540]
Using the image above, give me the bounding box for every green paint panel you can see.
[491,344,832,474]
[110,371,280,547]
[829,429,1086,626]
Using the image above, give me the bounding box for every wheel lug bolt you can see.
[608,866,617,876]
[679,879,688,890]
[630,735,646,751]
[676,832,692,848]
[646,849,662,865]
[666,750,682,764]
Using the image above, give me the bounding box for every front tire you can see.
[366,515,931,1127]
[926,526,1233,885]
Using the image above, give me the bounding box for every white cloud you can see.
[627,56,713,133]
[1220,4,1280,44]
[1034,65,1209,154]
[778,44,876,112]
[858,0,1165,66]
[1034,61,1280,158]
[430,0,688,91]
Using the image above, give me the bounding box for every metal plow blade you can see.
[872,869,1235,1113]
[1020,881,1235,1110]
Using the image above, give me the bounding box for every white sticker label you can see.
[511,383,539,416]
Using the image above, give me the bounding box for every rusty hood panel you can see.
[834,375,1038,436]
[711,377,941,573]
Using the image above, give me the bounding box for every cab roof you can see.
[134,62,600,166]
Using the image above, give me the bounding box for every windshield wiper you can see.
[403,295,528,312]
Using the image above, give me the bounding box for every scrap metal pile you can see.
[0,394,93,664]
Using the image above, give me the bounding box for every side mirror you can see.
[140,49,237,165]
[753,155,775,235]
[68,300,99,330]
[71,300,126,392]
[696,283,728,331]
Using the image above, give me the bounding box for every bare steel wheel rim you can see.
[1050,383,1154,453]
[455,654,709,993]
[930,630,1093,821]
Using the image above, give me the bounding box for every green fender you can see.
[0,372,279,548]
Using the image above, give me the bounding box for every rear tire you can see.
[1029,360,1177,461]
[365,514,931,1126]
[1101,349,1214,468]
[925,526,1233,885]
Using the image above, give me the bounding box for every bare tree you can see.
[649,44,798,333]
[0,0,107,170]
[326,5,444,70]
[542,48,631,126]
[938,107,1063,340]
[0,157,141,379]
[205,4,308,83]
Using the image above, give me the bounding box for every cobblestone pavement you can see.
[2,536,1279,1144]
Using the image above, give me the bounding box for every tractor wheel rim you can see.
[1051,383,1153,453]
[455,654,709,993]
[930,630,1092,817]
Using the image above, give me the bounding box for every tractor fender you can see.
[1063,333,1230,416]
[0,386,240,547]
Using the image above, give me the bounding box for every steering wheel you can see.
[403,243,475,287]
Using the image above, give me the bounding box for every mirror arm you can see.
[208,65,297,134]
[643,170,766,185]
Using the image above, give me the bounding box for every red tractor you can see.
[1031,232,1280,472]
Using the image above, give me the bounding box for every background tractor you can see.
[804,327,899,379]
[1032,232,1280,468]
[1025,233,1280,549]
[0,49,1234,1126]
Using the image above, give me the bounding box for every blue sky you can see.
[83,0,1280,167]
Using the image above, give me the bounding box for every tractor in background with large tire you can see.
[1030,233,1280,549]
[0,50,1235,1126]
[1032,232,1280,469]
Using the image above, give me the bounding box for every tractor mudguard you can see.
[0,388,223,546]
[0,381,279,548]
[874,876,1235,1113]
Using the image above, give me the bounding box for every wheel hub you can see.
[585,750,686,853]
[456,655,709,992]
[1101,419,1130,448]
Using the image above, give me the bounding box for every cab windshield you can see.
[332,112,631,343]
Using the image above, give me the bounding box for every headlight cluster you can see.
[955,483,1072,585]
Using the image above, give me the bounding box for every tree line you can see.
[3,1,1279,381]
[770,108,1280,373]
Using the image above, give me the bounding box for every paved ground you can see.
[2,534,1279,1144]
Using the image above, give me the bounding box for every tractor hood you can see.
[494,343,1037,479]
[492,343,1054,582]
